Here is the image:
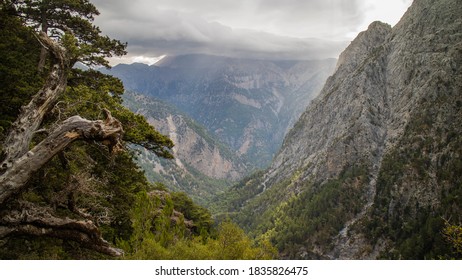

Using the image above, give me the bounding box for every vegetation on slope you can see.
[366,78,462,259]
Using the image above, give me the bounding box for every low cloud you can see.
[91,0,409,64]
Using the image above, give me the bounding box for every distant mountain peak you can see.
[335,21,391,71]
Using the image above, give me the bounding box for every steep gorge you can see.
[106,55,336,169]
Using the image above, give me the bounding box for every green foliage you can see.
[118,111,174,159]
[367,81,462,259]
[262,166,367,258]
[13,0,126,67]
[214,164,368,258]
[209,169,266,219]
[170,192,213,234]
[119,191,277,260]
[0,235,117,260]
[442,221,462,258]
[214,220,276,260]
[0,7,43,140]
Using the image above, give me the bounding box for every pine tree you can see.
[0,0,173,257]
[11,0,125,70]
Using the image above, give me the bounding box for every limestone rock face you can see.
[228,0,462,259]
[123,92,247,204]
[269,21,393,187]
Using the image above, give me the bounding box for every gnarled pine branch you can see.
[0,110,123,205]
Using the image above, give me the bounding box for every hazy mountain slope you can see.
[221,0,462,259]
[106,55,336,168]
[123,92,248,205]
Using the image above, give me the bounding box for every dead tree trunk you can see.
[37,9,49,72]
[1,31,68,170]
[0,32,124,257]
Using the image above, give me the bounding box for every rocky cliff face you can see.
[225,0,462,259]
[106,55,336,168]
[269,20,392,186]
[123,92,247,204]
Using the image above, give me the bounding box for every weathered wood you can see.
[0,111,124,256]
[0,110,123,205]
[1,32,68,171]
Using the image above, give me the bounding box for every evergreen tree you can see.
[0,0,172,257]
[11,0,125,69]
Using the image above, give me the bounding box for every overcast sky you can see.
[91,0,413,65]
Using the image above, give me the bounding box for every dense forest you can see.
[0,0,275,259]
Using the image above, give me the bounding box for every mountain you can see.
[218,0,462,259]
[105,55,336,168]
[123,91,247,204]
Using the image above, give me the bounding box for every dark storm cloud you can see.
[90,0,404,63]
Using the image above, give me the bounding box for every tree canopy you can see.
[11,0,126,68]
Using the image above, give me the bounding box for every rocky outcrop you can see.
[228,0,462,259]
[152,113,243,181]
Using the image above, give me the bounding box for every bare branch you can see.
[0,112,123,205]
